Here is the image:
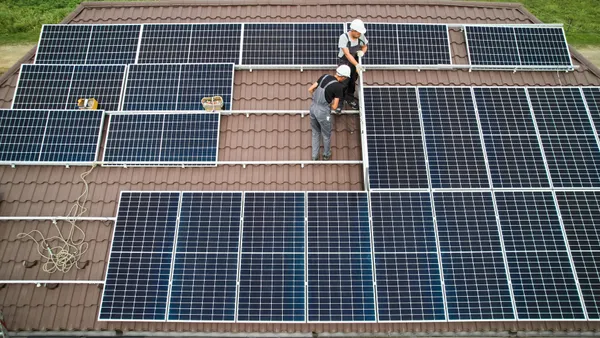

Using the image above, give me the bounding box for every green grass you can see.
[0,0,599,47]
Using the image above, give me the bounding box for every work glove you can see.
[356,50,365,58]
[356,64,365,74]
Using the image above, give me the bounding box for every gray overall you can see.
[310,76,335,159]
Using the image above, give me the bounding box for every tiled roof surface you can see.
[1,0,600,334]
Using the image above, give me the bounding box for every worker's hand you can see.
[356,50,365,58]
[356,64,365,74]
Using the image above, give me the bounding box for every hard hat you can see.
[350,19,366,34]
[336,64,351,78]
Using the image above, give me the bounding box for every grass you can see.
[0,0,598,47]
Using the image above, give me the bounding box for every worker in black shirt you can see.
[308,65,351,160]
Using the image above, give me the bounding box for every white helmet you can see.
[336,64,351,78]
[350,19,366,34]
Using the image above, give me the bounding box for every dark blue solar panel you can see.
[474,87,536,134]
[419,87,479,134]
[541,134,600,188]
[556,191,600,319]
[189,24,242,64]
[397,24,451,65]
[13,65,73,110]
[67,65,126,111]
[441,252,514,320]
[177,192,242,253]
[242,24,294,65]
[100,192,180,321]
[13,64,125,110]
[138,24,192,64]
[371,192,436,253]
[122,64,180,111]
[496,191,585,320]
[168,192,242,322]
[295,23,343,65]
[100,252,172,321]
[434,192,502,253]
[307,192,375,322]
[496,191,566,252]
[123,63,234,111]
[160,113,219,162]
[308,253,375,322]
[0,110,48,162]
[178,64,234,111]
[103,113,220,164]
[528,88,593,135]
[426,134,489,189]
[465,26,520,66]
[86,25,140,64]
[168,253,238,321]
[39,110,103,162]
[361,24,399,66]
[110,192,180,252]
[103,114,163,163]
[371,192,445,321]
[506,250,584,320]
[434,192,514,320]
[571,251,600,319]
[364,87,421,135]
[484,134,549,188]
[307,192,370,253]
[515,27,571,66]
[367,135,428,189]
[582,87,600,129]
[35,25,92,64]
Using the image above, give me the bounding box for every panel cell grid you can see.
[294,23,342,65]
[67,65,127,111]
[0,110,48,162]
[465,26,520,66]
[396,24,451,65]
[583,87,600,129]
[168,192,242,322]
[86,25,140,64]
[515,27,571,67]
[495,191,585,320]
[189,24,242,64]
[361,24,399,66]
[307,192,375,322]
[371,192,445,321]
[434,192,514,320]
[138,24,192,64]
[238,192,305,322]
[419,87,479,134]
[35,25,92,64]
[364,87,421,135]
[242,24,294,65]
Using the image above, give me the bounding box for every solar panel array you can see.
[365,86,600,190]
[466,26,572,69]
[103,112,220,165]
[0,109,104,163]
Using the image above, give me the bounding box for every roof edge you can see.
[0,3,87,87]
[79,0,524,8]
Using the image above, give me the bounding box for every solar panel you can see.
[582,87,600,129]
[420,87,479,134]
[307,192,375,322]
[474,87,549,188]
[495,191,585,320]
[434,192,514,320]
[465,26,572,68]
[35,24,140,64]
[122,63,234,111]
[238,192,305,322]
[0,109,103,164]
[189,24,242,64]
[360,24,399,66]
[528,88,600,188]
[295,23,343,65]
[100,191,180,321]
[363,87,427,189]
[138,24,192,64]
[556,191,600,319]
[370,192,445,321]
[103,112,220,165]
[13,64,126,110]
[168,192,242,322]
[242,23,294,65]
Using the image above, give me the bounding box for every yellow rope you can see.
[17,165,95,274]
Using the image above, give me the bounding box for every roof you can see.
[1,0,600,335]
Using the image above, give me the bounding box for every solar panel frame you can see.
[102,111,221,166]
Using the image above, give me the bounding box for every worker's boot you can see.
[323,153,331,161]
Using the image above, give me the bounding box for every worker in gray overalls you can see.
[337,19,368,112]
[308,65,351,160]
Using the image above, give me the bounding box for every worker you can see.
[337,19,368,112]
[308,65,351,160]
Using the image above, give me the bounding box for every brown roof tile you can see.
[1,0,600,334]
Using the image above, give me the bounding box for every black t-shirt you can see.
[316,75,344,104]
